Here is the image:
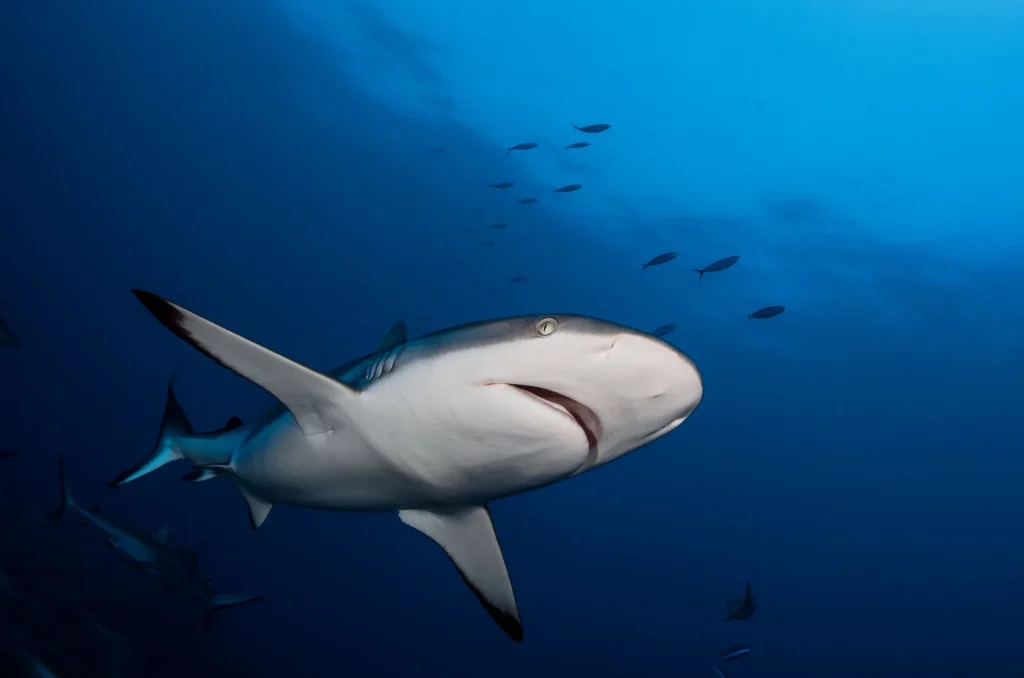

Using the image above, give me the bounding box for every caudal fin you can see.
[694,269,705,280]
[203,592,266,631]
[570,122,581,130]
[108,375,194,488]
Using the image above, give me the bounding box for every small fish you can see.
[0,450,17,459]
[720,646,750,662]
[518,198,537,204]
[0,316,20,348]
[723,580,756,621]
[507,276,528,283]
[488,182,515,189]
[713,667,730,678]
[554,184,582,193]
[430,148,446,154]
[651,324,676,338]
[642,252,678,270]
[507,142,538,154]
[571,123,611,134]
[695,255,740,280]
[565,141,591,149]
[488,223,508,230]
[749,306,785,320]
[481,240,495,246]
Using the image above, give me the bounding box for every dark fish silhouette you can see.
[481,240,495,246]
[695,255,740,280]
[430,148,446,154]
[0,317,19,348]
[507,276,528,283]
[723,580,756,621]
[488,223,508,230]
[518,198,537,204]
[565,141,591,149]
[0,450,17,459]
[642,252,678,270]
[507,142,538,154]
[488,182,515,189]
[749,305,785,320]
[651,324,676,338]
[712,667,729,678]
[720,646,750,662]
[571,123,611,134]
[554,184,582,193]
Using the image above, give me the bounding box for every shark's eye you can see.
[536,317,558,336]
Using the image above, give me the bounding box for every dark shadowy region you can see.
[0,316,21,348]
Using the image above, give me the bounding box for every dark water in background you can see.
[1,1,1023,676]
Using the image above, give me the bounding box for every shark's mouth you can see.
[507,384,602,451]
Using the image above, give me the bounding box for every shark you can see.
[108,289,705,641]
[49,457,264,630]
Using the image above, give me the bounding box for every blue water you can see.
[2,1,1023,676]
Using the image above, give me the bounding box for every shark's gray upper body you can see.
[111,289,705,641]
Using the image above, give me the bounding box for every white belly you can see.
[230,376,591,511]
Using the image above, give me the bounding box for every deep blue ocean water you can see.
[2,1,1023,676]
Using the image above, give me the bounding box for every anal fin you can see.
[399,505,522,642]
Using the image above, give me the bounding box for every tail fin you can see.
[47,456,75,520]
[203,592,266,631]
[507,147,513,154]
[570,122,581,130]
[694,269,705,280]
[109,375,194,488]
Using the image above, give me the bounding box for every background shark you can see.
[107,289,704,641]
[48,457,264,631]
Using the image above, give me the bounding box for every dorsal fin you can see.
[377,321,407,352]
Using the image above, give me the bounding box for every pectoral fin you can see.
[132,290,359,436]
[399,505,522,642]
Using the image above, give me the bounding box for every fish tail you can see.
[694,269,704,280]
[507,147,513,154]
[570,122,580,130]
[108,375,242,488]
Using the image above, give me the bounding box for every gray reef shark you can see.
[49,457,263,630]
[109,289,705,641]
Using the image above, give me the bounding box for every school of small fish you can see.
[442,121,785,326]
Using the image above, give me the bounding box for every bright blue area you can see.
[2,0,1023,675]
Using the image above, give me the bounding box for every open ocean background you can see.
[2,1,1023,676]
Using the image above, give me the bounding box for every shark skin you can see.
[49,457,263,630]
[108,289,705,641]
